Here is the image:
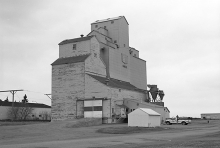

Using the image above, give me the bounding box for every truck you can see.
[165,117,191,125]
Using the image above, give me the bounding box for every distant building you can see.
[201,113,220,120]
[51,16,169,123]
[0,101,51,120]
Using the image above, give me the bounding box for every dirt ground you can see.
[0,119,219,148]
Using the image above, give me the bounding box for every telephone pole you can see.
[0,89,24,107]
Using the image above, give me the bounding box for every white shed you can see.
[128,108,161,127]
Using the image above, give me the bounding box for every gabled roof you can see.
[58,36,93,45]
[92,16,129,25]
[51,54,90,66]
[87,74,146,92]
[139,108,161,116]
[87,30,116,49]
[87,30,112,40]
[0,102,51,108]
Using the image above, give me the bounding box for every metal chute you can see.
[158,90,165,101]
[147,85,165,102]
[148,85,158,102]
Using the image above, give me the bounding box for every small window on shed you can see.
[95,25,98,28]
[73,44,76,50]
[111,20,114,24]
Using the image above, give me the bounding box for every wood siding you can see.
[52,63,85,120]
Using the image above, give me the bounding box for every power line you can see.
[24,90,52,100]
[0,90,24,106]
[24,90,46,95]
[0,92,10,98]
[0,89,24,121]
[15,93,22,102]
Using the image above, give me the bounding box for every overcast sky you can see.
[0,0,219,117]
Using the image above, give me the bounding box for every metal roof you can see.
[58,36,93,45]
[51,54,90,66]
[139,108,161,116]
[116,104,128,108]
[92,16,129,25]
[87,74,146,92]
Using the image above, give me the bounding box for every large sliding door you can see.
[84,100,102,118]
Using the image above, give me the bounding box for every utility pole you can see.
[0,89,24,108]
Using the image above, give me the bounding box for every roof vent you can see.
[80,34,84,38]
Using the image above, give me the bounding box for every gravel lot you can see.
[0,119,219,148]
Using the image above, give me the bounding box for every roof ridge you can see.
[139,108,161,115]
[59,36,94,45]
[59,53,91,59]
[51,54,90,66]
[91,16,129,25]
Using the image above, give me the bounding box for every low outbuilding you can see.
[0,101,51,120]
[128,108,161,127]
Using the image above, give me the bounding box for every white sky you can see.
[0,0,219,117]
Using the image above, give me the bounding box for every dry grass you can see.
[97,126,171,134]
[0,121,48,126]
[0,119,219,147]
[65,118,102,128]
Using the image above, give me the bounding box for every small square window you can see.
[95,25,98,28]
[111,20,114,24]
[114,40,117,43]
[73,44,76,50]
